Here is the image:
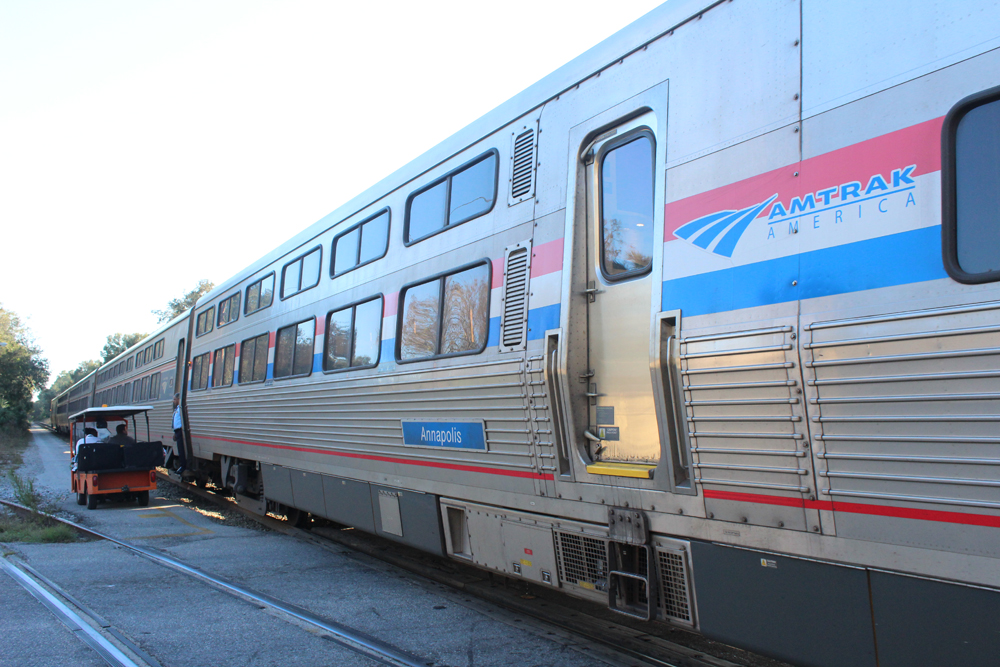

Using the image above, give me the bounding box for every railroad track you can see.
[151,475,782,667]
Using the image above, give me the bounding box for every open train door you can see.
[564,81,686,490]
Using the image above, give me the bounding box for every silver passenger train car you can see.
[57,2,1000,665]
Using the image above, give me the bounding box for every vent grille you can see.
[499,245,530,353]
[657,548,694,625]
[555,531,608,590]
[511,129,535,200]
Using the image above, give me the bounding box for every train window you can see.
[212,345,235,387]
[190,353,211,391]
[404,150,498,245]
[245,273,274,315]
[217,292,240,327]
[196,308,215,337]
[943,86,1000,283]
[127,358,133,372]
[324,296,383,372]
[398,261,490,361]
[600,133,654,280]
[154,340,164,359]
[239,332,270,384]
[144,347,152,364]
[149,372,160,400]
[124,382,132,403]
[332,209,390,277]
[274,318,315,379]
[280,246,322,300]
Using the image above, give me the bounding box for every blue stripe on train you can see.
[662,226,946,317]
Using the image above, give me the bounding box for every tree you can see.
[101,332,146,363]
[152,279,215,323]
[33,360,100,422]
[0,306,49,428]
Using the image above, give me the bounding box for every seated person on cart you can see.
[103,424,136,446]
[72,427,102,471]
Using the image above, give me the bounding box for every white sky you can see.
[1,0,665,385]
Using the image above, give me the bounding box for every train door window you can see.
[245,274,274,315]
[218,292,240,327]
[281,246,322,299]
[324,296,383,372]
[332,209,390,277]
[212,345,235,387]
[190,353,210,390]
[944,87,1000,283]
[599,134,655,280]
[274,319,315,379]
[196,308,215,336]
[149,372,160,400]
[398,261,490,361]
[239,332,269,383]
[404,150,498,244]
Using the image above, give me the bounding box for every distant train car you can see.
[58,2,1000,666]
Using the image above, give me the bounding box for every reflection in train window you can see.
[274,319,315,379]
[245,273,275,315]
[600,134,654,280]
[324,297,383,372]
[190,353,210,390]
[239,332,270,384]
[281,247,322,299]
[212,345,235,387]
[405,151,498,244]
[954,97,1000,278]
[196,308,215,337]
[332,210,390,277]
[399,262,490,361]
[217,292,241,327]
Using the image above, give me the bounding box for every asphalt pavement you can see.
[1,427,621,667]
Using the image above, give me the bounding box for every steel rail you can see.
[0,499,427,667]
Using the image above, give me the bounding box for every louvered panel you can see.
[187,358,540,489]
[681,324,813,530]
[511,129,535,198]
[804,300,1000,550]
[508,126,536,205]
[499,242,532,353]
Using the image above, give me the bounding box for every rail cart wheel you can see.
[137,490,149,507]
[86,492,98,510]
[76,492,86,506]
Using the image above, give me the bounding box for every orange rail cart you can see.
[69,406,164,510]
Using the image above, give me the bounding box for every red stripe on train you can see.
[194,434,555,481]
[704,489,1000,528]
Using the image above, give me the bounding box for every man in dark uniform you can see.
[104,423,136,446]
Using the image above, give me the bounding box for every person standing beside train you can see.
[172,393,187,474]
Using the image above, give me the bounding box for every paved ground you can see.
[1,427,622,667]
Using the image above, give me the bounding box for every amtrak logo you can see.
[673,195,777,258]
[672,164,919,258]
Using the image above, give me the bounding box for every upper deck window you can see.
[154,340,164,359]
[944,85,1000,283]
[196,308,215,337]
[281,246,322,300]
[599,133,654,281]
[245,274,274,315]
[405,151,498,244]
[332,209,390,277]
[218,292,241,327]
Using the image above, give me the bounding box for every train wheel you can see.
[86,492,98,510]
[76,492,86,506]
[137,490,149,507]
[285,507,309,528]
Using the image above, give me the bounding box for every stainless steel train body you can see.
[56,2,1000,665]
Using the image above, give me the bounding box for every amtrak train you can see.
[55,2,1000,665]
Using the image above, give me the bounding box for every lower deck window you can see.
[274,319,315,379]
[213,345,235,387]
[239,333,270,384]
[398,262,490,361]
[191,353,210,390]
[325,297,383,371]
